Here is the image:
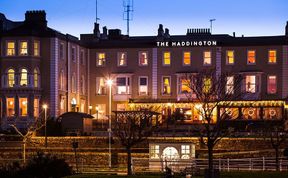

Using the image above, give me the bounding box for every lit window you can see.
[19,97,28,116]
[59,43,64,59]
[96,53,106,66]
[139,51,148,66]
[203,77,212,93]
[178,77,191,94]
[116,77,130,94]
[19,41,28,56]
[225,76,234,94]
[150,145,160,159]
[267,75,277,94]
[7,97,15,117]
[162,76,171,95]
[71,73,76,93]
[247,50,256,64]
[20,69,28,86]
[34,41,40,56]
[34,68,39,88]
[71,47,76,62]
[139,77,148,95]
[181,145,190,155]
[8,69,15,87]
[183,52,191,66]
[118,52,127,66]
[163,52,171,66]
[245,75,256,93]
[203,51,211,65]
[96,77,106,95]
[34,98,39,117]
[268,50,277,63]
[226,50,234,64]
[80,50,85,65]
[7,42,15,56]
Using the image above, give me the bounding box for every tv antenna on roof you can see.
[209,19,216,34]
[123,0,134,35]
[96,0,100,23]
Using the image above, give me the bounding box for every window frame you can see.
[59,43,65,60]
[247,50,256,65]
[19,97,28,117]
[267,75,277,94]
[6,41,16,56]
[71,46,76,63]
[245,75,257,93]
[268,49,277,64]
[138,76,148,96]
[117,52,127,67]
[183,51,191,66]
[162,51,171,66]
[116,76,131,95]
[225,76,234,95]
[138,51,148,66]
[19,40,28,56]
[226,50,234,65]
[203,51,212,66]
[162,76,171,95]
[6,97,15,117]
[96,52,106,67]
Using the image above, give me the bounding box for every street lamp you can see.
[42,104,48,148]
[106,79,113,168]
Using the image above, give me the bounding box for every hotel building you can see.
[0,11,288,130]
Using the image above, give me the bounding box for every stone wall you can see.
[0,136,287,170]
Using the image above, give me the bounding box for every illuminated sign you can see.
[157,40,217,47]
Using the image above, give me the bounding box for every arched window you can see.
[34,68,39,88]
[7,69,15,87]
[20,69,28,86]
[71,73,76,93]
[80,75,85,94]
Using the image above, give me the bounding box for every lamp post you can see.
[106,79,113,168]
[42,104,48,148]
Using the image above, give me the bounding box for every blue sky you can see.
[0,0,287,38]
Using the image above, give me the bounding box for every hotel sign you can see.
[156,40,217,47]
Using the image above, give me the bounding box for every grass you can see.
[64,171,288,178]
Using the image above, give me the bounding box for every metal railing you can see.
[132,157,288,173]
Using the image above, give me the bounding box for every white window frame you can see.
[203,51,212,66]
[138,76,148,96]
[138,51,148,66]
[117,52,127,67]
[116,76,131,95]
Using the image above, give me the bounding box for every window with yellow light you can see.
[163,52,171,66]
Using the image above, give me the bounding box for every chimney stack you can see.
[164,28,170,38]
[25,10,47,28]
[158,24,164,37]
[93,23,100,38]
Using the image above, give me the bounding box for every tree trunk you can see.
[208,142,214,178]
[275,147,280,171]
[127,147,132,175]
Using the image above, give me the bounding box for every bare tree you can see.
[182,69,243,178]
[262,119,288,171]
[112,110,160,175]
[10,117,44,164]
